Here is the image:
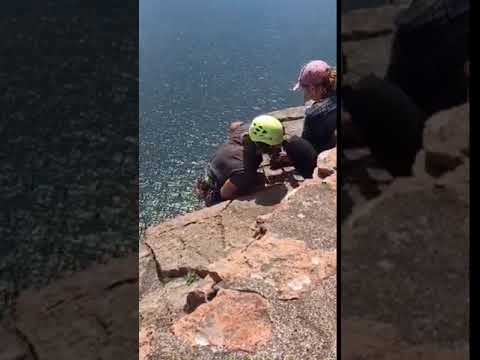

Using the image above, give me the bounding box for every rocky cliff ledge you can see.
[140,107,337,360]
[342,102,469,360]
[341,2,469,358]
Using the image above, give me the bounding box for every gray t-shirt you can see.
[209,123,262,191]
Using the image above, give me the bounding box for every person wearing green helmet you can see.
[248,114,284,147]
[195,115,317,206]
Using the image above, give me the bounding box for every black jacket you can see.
[302,94,337,154]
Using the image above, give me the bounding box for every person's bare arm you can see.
[228,121,243,132]
[270,151,293,169]
[220,179,240,200]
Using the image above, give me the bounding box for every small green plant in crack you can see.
[184,271,200,286]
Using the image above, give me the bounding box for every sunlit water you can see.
[140,0,336,226]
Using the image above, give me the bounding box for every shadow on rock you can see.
[238,183,289,207]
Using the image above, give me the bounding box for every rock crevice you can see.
[143,241,163,285]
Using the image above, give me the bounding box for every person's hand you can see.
[228,120,243,132]
[270,152,292,169]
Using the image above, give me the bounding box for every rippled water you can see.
[140,0,336,226]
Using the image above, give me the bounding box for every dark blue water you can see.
[140,0,336,226]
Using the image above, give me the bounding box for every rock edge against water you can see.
[138,106,338,360]
[0,104,469,360]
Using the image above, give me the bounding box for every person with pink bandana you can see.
[293,60,337,154]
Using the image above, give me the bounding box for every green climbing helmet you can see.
[248,115,284,146]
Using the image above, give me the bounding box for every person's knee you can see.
[283,136,317,178]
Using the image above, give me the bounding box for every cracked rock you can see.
[422,103,469,177]
[184,275,217,314]
[265,181,337,250]
[0,325,33,360]
[139,242,162,299]
[208,235,336,300]
[315,147,337,179]
[171,289,272,353]
[342,34,394,85]
[140,145,337,359]
[342,5,408,41]
[342,177,469,344]
[12,256,138,360]
[342,318,469,360]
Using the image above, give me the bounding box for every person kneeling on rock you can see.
[195,115,317,207]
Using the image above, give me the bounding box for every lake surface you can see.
[140,0,337,226]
